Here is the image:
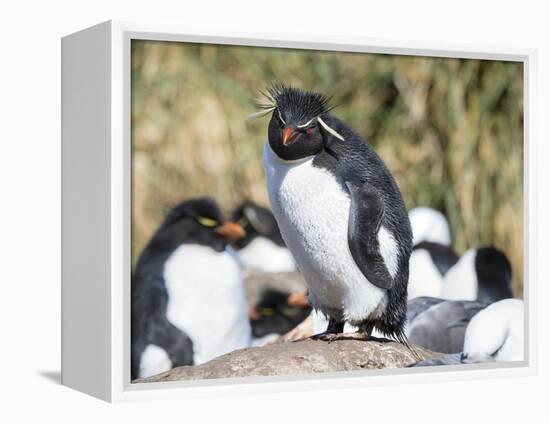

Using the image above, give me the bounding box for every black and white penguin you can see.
[405,296,487,353]
[231,201,296,272]
[131,198,251,380]
[408,241,459,299]
[260,85,413,343]
[440,247,513,304]
[411,298,524,366]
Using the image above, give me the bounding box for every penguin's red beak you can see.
[248,306,260,321]
[215,221,246,243]
[287,292,309,308]
[282,127,294,145]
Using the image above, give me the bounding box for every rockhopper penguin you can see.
[260,85,413,344]
[131,198,251,380]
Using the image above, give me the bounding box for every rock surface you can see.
[135,338,440,383]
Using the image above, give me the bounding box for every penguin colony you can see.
[131,85,524,380]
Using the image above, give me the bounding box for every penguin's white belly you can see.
[263,143,387,322]
[237,236,296,272]
[163,245,251,365]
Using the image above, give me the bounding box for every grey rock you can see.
[411,353,463,367]
[135,338,440,383]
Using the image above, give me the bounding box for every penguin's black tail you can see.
[392,329,422,361]
[374,320,423,361]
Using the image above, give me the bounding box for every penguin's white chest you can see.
[163,245,251,364]
[263,143,386,323]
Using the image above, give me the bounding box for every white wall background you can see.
[1,0,548,421]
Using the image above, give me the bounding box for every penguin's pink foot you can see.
[366,335,393,343]
[310,332,346,343]
[311,332,392,343]
[339,332,372,341]
[340,332,393,342]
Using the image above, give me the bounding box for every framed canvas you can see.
[61,20,537,403]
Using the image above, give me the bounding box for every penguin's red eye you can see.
[306,127,314,135]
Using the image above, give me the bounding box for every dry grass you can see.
[131,41,524,295]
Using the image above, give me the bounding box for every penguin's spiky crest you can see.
[249,84,334,122]
[250,84,344,141]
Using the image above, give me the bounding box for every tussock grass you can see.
[132,41,523,295]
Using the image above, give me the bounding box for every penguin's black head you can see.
[475,247,514,304]
[231,201,285,249]
[156,197,246,252]
[262,85,344,161]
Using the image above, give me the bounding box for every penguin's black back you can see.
[312,114,413,338]
[312,114,412,260]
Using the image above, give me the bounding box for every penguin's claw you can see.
[310,332,344,343]
[341,332,392,342]
[310,332,392,343]
[340,332,371,341]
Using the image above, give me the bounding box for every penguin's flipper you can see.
[345,180,394,290]
[150,319,195,368]
[133,275,194,370]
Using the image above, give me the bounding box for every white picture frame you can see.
[61,20,537,403]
